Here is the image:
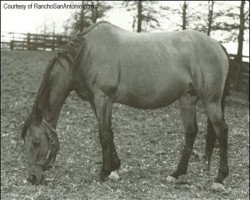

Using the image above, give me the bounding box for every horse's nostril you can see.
[27,175,37,184]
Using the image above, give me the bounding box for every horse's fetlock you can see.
[111,156,121,171]
[171,169,186,179]
[101,167,111,177]
[100,169,110,182]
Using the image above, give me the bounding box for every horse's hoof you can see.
[211,182,228,193]
[166,176,176,183]
[108,171,119,180]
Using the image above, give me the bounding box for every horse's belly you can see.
[114,81,186,109]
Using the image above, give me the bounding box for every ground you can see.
[1,50,249,200]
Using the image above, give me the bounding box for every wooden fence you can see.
[228,54,249,95]
[1,32,70,51]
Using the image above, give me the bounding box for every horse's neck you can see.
[42,58,73,128]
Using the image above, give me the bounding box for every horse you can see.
[21,21,229,191]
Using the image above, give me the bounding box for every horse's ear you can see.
[21,107,30,122]
[34,106,43,123]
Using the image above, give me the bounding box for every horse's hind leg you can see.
[204,118,216,171]
[205,102,229,185]
[169,91,198,180]
[204,92,228,172]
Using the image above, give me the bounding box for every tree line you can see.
[40,1,249,63]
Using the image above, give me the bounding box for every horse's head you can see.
[21,107,59,185]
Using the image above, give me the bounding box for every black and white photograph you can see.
[1,1,249,199]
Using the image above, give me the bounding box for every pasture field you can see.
[1,50,249,200]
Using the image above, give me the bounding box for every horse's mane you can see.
[21,21,109,139]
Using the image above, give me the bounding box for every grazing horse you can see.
[21,21,229,190]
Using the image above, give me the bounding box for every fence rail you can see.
[1,32,70,51]
[228,58,249,95]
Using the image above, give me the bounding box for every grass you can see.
[1,50,249,200]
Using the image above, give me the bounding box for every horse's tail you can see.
[220,44,231,113]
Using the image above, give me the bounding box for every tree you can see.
[168,1,200,31]
[234,0,248,89]
[70,1,111,33]
[190,1,249,47]
[211,1,249,44]
[72,1,92,32]
[235,0,247,62]
[63,19,71,36]
[181,1,188,30]
[191,1,223,36]
[90,1,112,23]
[123,1,160,32]
[137,1,142,32]
[207,0,215,36]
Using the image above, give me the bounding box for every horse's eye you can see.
[32,138,40,146]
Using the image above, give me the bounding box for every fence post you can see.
[10,32,15,50]
[10,41,14,50]
[52,35,55,51]
[27,33,31,50]
[43,35,46,51]
[57,35,62,48]
[234,56,242,91]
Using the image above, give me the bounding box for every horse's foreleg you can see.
[94,91,113,181]
[169,92,198,180]
[110,129,121,171]
[90,101,120,173]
